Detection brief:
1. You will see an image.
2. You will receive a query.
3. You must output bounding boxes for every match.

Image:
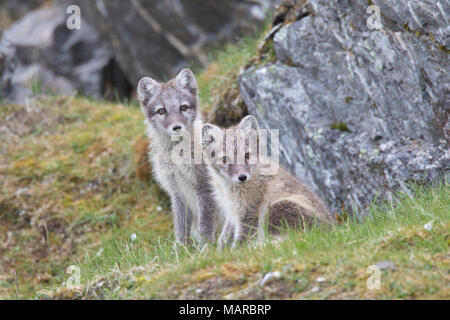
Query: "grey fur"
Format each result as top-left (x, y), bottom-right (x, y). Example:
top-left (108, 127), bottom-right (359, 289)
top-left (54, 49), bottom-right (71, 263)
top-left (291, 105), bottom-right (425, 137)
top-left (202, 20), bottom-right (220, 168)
top-left (137, 69), bottom-right (218, 245)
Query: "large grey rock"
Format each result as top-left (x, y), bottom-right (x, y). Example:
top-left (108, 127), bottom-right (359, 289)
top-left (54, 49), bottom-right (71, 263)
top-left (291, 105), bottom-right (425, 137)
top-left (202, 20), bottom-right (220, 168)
top-left (72, 0), bottom-right (278, 85)
top-left (1, 4), bottom-right (129, 104)
top-left (239, 0), bottom-right (449, 216)
top-left (0, 36), bottom-right (31, 104)
top-left (0, 0), bottom-right (44, 27)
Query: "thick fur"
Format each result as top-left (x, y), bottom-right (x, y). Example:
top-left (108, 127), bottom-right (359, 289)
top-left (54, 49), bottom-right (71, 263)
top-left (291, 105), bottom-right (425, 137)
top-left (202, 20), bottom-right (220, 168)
top-left (202, 116), bottom-right (333, 248)
top-left (137, 69), bottom-right (218, 245)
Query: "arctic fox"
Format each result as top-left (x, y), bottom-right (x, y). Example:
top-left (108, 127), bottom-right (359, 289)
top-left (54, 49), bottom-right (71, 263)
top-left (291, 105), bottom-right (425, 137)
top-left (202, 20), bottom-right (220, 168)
top-left (137, 69), bottom-right (218, 245)
top-left (201, 115), bottom-right (333, 247)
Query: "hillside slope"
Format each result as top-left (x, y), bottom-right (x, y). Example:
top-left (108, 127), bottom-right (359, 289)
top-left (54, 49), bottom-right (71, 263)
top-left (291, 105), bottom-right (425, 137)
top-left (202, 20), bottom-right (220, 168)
top-left (47, 181), bottom-right (450, 300)
top-left (0, 97), bottom-right (448, 300)
top-left (0, 97), bottom-right (171, 298)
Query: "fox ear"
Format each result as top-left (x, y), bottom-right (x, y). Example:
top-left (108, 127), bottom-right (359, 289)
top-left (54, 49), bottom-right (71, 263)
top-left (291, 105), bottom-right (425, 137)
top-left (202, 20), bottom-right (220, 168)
top-left (176, 69), bottom-right (197, 96)
top-left (202, 124), bottom-right (221, 148)
top-left (137, 77), bottom-right (160, 105)
top-left (238, 115), bottom-right (259, 134)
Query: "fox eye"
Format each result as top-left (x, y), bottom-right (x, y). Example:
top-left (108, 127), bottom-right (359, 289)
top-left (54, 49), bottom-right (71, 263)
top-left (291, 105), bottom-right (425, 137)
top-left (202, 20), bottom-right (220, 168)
top-left (180, 104), bottom-right (188, 112)
top-left (157, 108), bottom-right (166, 115)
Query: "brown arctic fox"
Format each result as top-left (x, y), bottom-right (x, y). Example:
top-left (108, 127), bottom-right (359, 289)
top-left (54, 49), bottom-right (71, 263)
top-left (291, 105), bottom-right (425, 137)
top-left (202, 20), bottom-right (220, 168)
top-left (201, 115), bottom-right (333, 247)
top-left (137, 69), bottom-right (218, 246)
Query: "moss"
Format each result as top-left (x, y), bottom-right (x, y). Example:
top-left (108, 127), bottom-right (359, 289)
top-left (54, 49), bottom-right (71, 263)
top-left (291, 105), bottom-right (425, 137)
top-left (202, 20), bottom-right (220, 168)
top-left (402, 23), bottom-right (449, 54)
top-left (46, 184), bottom-right (450, 300)
top-left (274, 0), bottom-right (308, 26)
top-left (0, 97), bottom-right (170, 298)
top-left (209, 86), bottom-right (248, 127)
top-left (257, 39), bottom-right (278, 67)
top-left (330, 122), bottom-right (352, 133)
top-left (349, 21), bottom-right (355, 30)
top-left (438, 45), bottom-right (450, 54)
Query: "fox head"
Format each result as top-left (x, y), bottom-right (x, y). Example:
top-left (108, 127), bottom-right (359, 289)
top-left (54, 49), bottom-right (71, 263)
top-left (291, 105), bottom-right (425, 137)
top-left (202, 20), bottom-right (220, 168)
top-left (202, 115), bottom-right (260, 184)
top-left (137, 69), bottom-right (199, 136)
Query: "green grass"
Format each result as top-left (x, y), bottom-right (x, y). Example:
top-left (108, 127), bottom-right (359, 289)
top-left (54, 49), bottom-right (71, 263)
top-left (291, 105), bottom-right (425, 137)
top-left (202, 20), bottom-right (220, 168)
top-left (42, 183), bottom-right (448, 299)
top-left (196, 16), bottom-right (274, 116)
top-left (0, 97), bottom-right (171, 299)
top-left (1, 18), bottom-right (448, 299)
top-left (1, 96), bottom-right (448, 300)
top-left (0, 20), bottom-right (276, 299)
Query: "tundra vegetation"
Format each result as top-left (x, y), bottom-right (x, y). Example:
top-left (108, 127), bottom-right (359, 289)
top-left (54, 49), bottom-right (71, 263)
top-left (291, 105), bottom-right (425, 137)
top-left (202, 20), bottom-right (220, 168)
top-left (0, 17), bottom-right (448, 300)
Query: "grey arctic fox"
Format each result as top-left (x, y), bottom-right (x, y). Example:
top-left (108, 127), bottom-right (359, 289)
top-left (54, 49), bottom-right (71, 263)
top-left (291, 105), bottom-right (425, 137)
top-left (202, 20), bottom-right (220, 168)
top-left (137, 69), bottom-right (218, 245)
top-left (202, 115), bottom-right (333, 248)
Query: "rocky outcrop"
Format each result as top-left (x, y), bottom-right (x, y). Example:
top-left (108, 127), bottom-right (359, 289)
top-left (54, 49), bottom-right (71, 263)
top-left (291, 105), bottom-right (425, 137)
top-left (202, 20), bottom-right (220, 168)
top-left (0, 36), bottom-right (21, 103)
top-left (0, 0), bottom-right (44, 27)
top-left (72, 0), bottom-right (277, 85)
top-left (239, 0), bottom-right (449, 216)
top-left (1, 4), bottom-right (131, 104)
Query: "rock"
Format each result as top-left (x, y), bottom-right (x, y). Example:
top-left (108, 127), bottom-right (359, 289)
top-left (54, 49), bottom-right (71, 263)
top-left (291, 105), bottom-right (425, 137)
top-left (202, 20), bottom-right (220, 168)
top-left (259, 271), bottom-right (282, 286)
top-left (424, 221), bottom-right (433, 231)
top-left (376, 260), bottom-right (396, 271)
top-left (72, 0), bottom-right (279, 86)
top-left (239, 0), bottom-right (450, 217)
top-left (0, 0), bottom-right (44, 27)
top-left (0, 36), bottom-right (30, 103)
top-left (316, 276), bottom-right (326, 283)
top-left (311, 286), bottom-right (320, 293)
top-left (1, 4), bottom-right (131, 104)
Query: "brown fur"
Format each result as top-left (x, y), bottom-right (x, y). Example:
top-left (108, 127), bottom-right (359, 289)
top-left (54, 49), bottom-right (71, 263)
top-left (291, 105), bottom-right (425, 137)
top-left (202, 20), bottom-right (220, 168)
top-left (133, 135), bottom-right (152, 183)
top-left (202, 116), bottom-right (333, 247)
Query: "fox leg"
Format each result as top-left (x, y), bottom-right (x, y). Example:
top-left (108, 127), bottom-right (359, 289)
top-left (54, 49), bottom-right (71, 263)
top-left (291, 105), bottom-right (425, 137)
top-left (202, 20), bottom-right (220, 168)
top-left (197, 192), bottom-right (216, 244)
top-left (218, 219), bottom-right (234, 249)
top-left (171, 194), bottom-right (190, 245)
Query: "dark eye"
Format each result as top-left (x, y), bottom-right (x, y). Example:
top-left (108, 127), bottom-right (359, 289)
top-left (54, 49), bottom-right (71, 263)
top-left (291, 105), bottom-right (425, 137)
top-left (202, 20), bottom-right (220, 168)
top-left (180, 104), bottom-right (188, 112)
top-left (210, 150), bottom-right (215, 158)
top-left (245, 152), bottom-right (250, 160)
top-left (157, 108), bottom-right (166, 115)
top-left (222, 156), bottom-right (227, 164)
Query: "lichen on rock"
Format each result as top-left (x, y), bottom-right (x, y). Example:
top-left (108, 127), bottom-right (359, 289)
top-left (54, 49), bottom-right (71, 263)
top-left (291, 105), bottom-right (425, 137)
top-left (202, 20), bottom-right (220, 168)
top-left (239, 0), bottom-right (450, 217)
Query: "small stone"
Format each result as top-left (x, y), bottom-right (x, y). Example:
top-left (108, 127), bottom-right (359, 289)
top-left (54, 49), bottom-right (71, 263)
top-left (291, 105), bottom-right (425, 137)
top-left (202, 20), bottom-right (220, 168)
top-left (316, 276), bottom-right (326, 283)
top-left (259, 271), bottom-right (282, 287)
top-left (130, 233), bottom-right (137, 241)
top-left (156, 206), bottom-right (163, 212)
top-left (424, 221), bottom-right (433, 231)
top-left (311, 286), bottom-right (320, 293)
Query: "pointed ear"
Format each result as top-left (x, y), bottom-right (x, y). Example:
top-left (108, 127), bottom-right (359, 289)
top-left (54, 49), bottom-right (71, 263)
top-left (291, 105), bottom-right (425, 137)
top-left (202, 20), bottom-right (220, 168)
top-left (201, 123), bottom-right (221, 148)
top-left (137, 77), bottom-right (160, 105)
top-left (175, 69), bottom-right (197, 96)
top-left (238, 115), bottom-right (259, 134)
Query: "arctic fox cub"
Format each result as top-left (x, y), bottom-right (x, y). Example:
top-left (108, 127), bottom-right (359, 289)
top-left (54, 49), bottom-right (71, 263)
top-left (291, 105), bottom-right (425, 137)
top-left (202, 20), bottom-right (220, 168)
top-left (201, 115), bottom-right (333, 247)
top-left (137, 69), bottom-right (218, 245)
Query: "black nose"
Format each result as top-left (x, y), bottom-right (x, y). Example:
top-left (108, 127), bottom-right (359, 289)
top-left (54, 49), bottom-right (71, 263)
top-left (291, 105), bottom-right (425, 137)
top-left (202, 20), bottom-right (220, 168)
top-left (172, 125), bottom-right (181, 132)
top-left (238, 174), bottom-right (247, 182)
